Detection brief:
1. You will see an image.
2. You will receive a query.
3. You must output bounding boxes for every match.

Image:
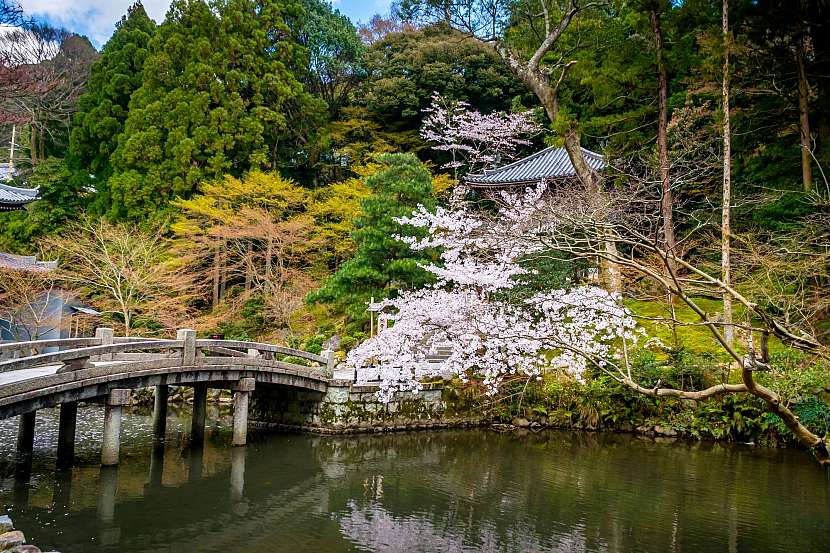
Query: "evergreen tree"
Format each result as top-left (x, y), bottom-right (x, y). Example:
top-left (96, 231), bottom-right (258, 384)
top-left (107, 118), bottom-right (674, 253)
top-left (68, 2), bottom-right (156, 207)
top-left (105, 0), bottom-right (318, 220)
top-left (300, 0), bottom-right (365, 117)
top-left (308, 153), bottom-right (436, 322)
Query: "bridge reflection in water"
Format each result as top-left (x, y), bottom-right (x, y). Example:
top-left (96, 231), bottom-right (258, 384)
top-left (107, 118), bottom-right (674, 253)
top-left (1, 410), bottom-right (829, 553)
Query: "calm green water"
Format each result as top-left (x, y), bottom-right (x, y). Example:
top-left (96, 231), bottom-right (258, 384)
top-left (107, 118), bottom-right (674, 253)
top-left (0, 405), bottom-right (828, 553)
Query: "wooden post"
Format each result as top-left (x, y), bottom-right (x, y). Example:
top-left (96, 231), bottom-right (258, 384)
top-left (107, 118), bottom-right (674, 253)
top-left (16, 411), bottom-right (36, 461)
top-left (15, 411), bottom-right (35, 481)
top-left (178, 328), bottom-right (196, 365)
top-left (148, 441), bottom-right (164, 489)
top-left (95, 327), bottom-right (114, 361)
top-left (230, 447), bottom-right (246, 502)
top-left (97, 465), bottom-right (118, 524)
top-left (321, 349), bottom-right (335, 378)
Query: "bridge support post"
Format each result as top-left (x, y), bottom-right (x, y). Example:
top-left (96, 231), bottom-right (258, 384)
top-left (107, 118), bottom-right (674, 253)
top-left (191, 383), bottom-right (208, 445)
top-left (56, 401), bottom-right (78, 470)
top-left (101, 389), bottom-right (130, 466)
top-left (322, 349), bottom-right (335, 378)
top-left (95, 327), bottom-right (114, 361)
top-left (232, 378), bottom-right (255, 446)
top-left (230, 446), bottom-right (246, 501)
top-left (177, 328), bottom-right (196, 365)
top-left (152, 384), bottom-right (169, 444)
top-left (16, 411), bottom-right (36, 462)
top-left (15, 411), bottom-right (36, 483)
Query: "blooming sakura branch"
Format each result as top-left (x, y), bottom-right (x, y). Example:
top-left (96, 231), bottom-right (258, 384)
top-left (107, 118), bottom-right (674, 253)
top-left (344, 183), bottom-right (645, 402)
top-left (420, 92), bottom-right (541, 174)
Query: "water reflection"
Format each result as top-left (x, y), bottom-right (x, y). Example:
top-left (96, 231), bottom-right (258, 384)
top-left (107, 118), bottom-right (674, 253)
top-left (0, 406), bottom-right (827, 553)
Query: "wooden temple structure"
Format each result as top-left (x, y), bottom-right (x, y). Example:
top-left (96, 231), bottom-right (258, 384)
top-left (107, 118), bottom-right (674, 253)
top-left (0, 181), bottom-right (39, 212)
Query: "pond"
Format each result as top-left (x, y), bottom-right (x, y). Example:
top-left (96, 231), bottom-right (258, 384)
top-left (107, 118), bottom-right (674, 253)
top-left (0, 405), bottom-right (828, 552)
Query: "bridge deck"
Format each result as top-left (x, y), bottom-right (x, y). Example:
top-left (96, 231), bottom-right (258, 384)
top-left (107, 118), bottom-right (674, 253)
top-left (0, 330), bottom-right (335, 420)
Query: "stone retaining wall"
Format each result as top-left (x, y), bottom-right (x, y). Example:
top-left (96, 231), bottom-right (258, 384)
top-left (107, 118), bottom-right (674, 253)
top-left (250, 380), bottom-right (485, 433)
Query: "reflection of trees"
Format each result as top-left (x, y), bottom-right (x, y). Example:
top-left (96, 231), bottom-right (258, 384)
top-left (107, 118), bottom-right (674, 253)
top-left (317, 430), bottom-right (830, 553)
top-left (1, 427), bottom-right (828, 552)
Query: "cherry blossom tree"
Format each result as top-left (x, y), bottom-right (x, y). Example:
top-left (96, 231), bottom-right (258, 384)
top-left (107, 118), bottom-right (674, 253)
top-left (344, 173), bottom-right (830, 465)
top-left (420, 92), bottom-right (541, 177)
top-left (344, 182), bottom-right (642, 402)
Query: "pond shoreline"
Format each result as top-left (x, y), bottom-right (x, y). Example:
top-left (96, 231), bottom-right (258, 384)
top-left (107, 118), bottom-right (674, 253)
top-left (252, 413), bottom-right (808, 457)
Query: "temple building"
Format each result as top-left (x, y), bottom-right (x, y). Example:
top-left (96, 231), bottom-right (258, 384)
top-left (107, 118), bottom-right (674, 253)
top-left (465, 146), bottom-right (606, 188)
top-left (0, 181), bottom-right (39, 211)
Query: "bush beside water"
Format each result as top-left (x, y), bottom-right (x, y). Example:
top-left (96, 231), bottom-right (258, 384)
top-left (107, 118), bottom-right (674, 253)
top-left (487, 349), bottom-right (830, 450)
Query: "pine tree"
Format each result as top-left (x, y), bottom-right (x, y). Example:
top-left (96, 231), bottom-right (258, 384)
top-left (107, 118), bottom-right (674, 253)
top-left (308, 153), bottom-right (436, 322)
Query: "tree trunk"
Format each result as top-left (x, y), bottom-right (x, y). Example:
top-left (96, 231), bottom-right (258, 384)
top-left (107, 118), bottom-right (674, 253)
top-left (265, 234), bottom-right (274, 293)
top-left (741, 363), bottom-right (829, 465)
top-left (29, 124), bottom-right (37, 166)
top-left (796, 28), bottom-right (814, 192)
top-left (564, 128), bottom-right (622, 294)
top-left (488, 20), bottom-right (621, 293)
top-left (245, 242), bottom-right (253, 293)
top-left (212, 242), bottom-right (221, 308)
top-left (722, 0), bottom-right (734, 346)
top-left (651, 9), bottom-right (677, 276)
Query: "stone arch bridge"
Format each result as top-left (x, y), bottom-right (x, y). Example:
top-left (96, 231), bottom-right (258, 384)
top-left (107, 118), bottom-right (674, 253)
top-left (0, 328), bottom-right (335, 469)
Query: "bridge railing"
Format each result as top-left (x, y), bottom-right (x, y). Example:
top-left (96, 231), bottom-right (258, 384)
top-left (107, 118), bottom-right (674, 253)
top-left (0, 328), bottom-right (335, 376)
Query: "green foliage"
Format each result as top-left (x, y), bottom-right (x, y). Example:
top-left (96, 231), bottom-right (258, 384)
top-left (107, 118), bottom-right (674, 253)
top-left (68, 2), bottom-right (156, 197)
top-left (360, 22), bottom-right (527, 152)
top-left (492, 346), bottom-right (830, 450)
top-left (300, 0), bottom-right (365, 116)
top-left (308, 153), bottom-right (436, 323)
top-left (104, 0), bottom-right (321, 220)
top-left (0, 158), bottom-right (84, 251)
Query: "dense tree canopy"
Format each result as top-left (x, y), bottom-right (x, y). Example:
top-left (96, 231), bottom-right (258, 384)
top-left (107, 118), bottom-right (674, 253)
top-left (68, 2), bottom-right (156, 201)
top-left (104, 0), bottom-right (319, 220)
top-left (361, 23), bottom-right (528, 149)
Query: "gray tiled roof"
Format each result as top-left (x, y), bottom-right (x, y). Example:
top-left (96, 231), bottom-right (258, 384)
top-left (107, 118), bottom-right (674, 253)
top-left (0, 182), bottom-right (39, 210)
top-left (0, 253), bottom-right (57, 271)
top-left (465, 146), bottom-right (606, 187)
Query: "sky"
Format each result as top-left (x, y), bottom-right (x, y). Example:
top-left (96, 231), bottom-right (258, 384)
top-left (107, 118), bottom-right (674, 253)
top-left (18, 0), bottom-right (391, 47)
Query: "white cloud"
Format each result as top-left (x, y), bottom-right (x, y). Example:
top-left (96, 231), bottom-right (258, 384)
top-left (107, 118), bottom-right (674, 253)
top-left (19, 0), bottom-right (172, 46)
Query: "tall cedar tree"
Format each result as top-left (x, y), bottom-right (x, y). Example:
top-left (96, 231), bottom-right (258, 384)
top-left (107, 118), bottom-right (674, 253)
top-left (308, 153), bottom-right (435, 322)
top-left (105, 0), bottom-right (318, 221)
top-left (68, 2), bottom-right (156, 205)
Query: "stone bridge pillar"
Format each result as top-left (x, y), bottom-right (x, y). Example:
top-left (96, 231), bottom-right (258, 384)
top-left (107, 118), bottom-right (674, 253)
top-left (232, 378), bottom-right (255, 446)
top-left (15, 411), bottom-right (36, 482)
top-left (191, 384), bottom-right (208, 445)
top-left (101, 389), bottom-right (130, 466)
top-left (56, 402), bottom-right (78, 470)
top-left (16, 411), bottom-right (36, 462)
top-left (152, 384), bottom-right (169, 444)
